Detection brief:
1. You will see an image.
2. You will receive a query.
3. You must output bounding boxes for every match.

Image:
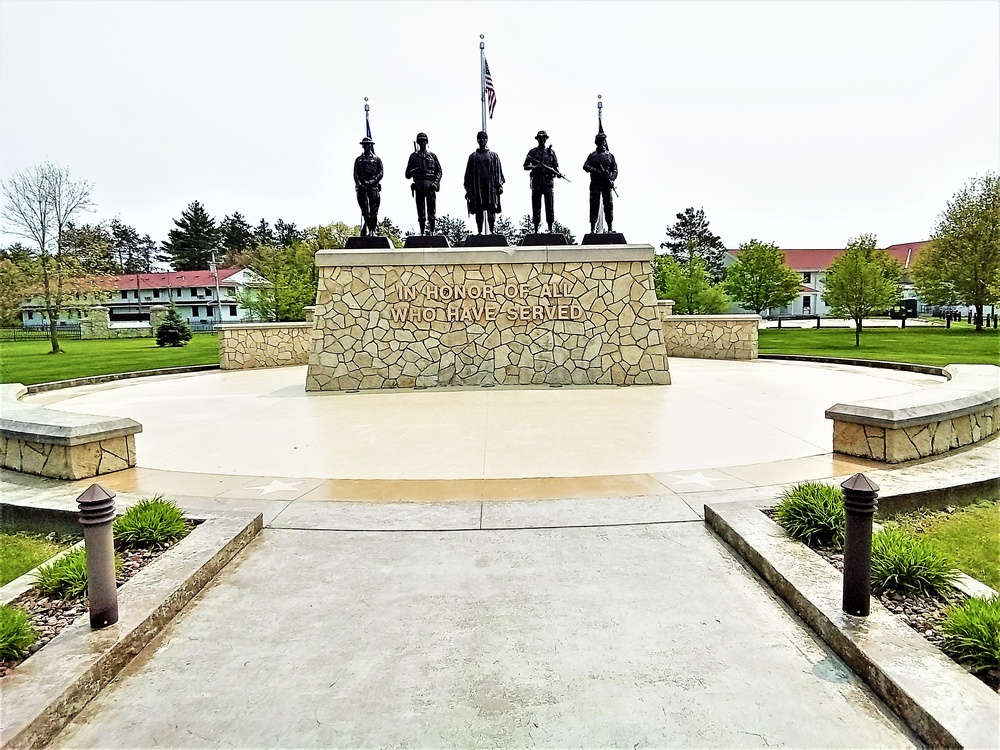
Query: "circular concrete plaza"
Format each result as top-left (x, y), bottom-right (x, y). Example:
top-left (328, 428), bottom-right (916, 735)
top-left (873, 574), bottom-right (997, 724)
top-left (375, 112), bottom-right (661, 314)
top-left (26, 358), bottom-right (941, 501)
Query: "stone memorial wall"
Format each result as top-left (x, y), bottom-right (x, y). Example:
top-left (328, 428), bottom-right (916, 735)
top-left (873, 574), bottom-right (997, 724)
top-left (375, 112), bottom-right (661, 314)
top-left (219, 322), bottom-right (313, 370)
top-left (306, 245), bottom-right (671, 391)
top-left (660, 314), bottom-right (760, 361)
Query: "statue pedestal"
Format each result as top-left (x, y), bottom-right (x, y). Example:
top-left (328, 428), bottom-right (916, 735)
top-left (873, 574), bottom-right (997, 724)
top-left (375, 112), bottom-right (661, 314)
top-left (307, 243), bottom-right (670, 391)
top-left (403, 235), bottom-right (451, 248)
top-left (465, 234), bottom-right (510, 248)
top-left (582, 232), bottom-right (628, 245)
top-left (520, 233), bottom-right (569, 247)
top-left (345, 236), bottom-right (392, 250)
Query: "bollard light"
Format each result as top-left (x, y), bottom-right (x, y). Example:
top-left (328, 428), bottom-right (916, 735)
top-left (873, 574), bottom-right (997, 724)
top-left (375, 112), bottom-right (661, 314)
top-left (841, 473), bottom-right (879, 617)
top-left (76, 483), bottom-right (119, 628)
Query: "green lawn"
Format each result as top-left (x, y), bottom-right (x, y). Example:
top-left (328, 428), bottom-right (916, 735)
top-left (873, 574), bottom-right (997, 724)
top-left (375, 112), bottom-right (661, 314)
top-left (759, 324), bottom-right (999, 366)
top-left (888, 501), bottom-right (1000, 590)
top-left (0, 532), bottom-right (69, 586)
top-left (0, 334), bottom-right (220, 385)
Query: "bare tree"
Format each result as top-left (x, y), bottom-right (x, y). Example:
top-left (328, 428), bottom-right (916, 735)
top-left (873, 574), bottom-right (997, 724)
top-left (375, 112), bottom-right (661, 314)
top-left (2, 162), bottom-right (94, 353)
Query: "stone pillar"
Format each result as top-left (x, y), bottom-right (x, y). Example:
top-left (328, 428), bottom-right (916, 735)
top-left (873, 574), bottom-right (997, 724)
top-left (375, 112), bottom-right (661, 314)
top-left (656, 299), bottom-right (675, 320)
top-left (302, 305), bottom-right (316, 323)
top-left (80, 306), bottom-right (110, 339)
top-left (149, 305), bottom-right (169, 334)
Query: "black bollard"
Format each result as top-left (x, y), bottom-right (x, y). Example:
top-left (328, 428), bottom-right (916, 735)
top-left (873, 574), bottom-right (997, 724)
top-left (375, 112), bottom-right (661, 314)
top-left (841, 473), bottom-right (879, 617)
top-left (77, 484), bottom-right (119, 628)
top-left (946, 315), bottom-right (951, 329)
top-left (900, 315), bottom-right (906, 328)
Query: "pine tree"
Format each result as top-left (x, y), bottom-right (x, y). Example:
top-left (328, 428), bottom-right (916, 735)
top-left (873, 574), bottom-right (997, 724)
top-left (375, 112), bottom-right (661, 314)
top-left (220, 212), bottom-right (254, 261)
top-left (155, 304), bottom-right (193, 347)
top-left (661, 207), bottom-right (727, 283)
top-left (160, 201), bottom-right (220, 270)
top-left (253, 218), bottom-right (275, 248)
top-left (274, 219), bottom-right (303, 248)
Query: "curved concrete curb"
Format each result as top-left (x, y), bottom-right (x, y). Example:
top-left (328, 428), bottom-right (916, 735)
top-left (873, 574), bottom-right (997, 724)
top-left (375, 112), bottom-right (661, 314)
top-left (705, 501), bottom-right (999, 749)
top-left (24, 364), bottom-right (221, 395)
top-left (759, 353), bottom-right (947, 377)
top-left (0, 507), bottom-right (263, 750)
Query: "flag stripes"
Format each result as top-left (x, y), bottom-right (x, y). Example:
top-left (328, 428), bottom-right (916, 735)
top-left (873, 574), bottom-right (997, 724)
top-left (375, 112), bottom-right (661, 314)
top-left (484, 58), bottom-right (497, 119)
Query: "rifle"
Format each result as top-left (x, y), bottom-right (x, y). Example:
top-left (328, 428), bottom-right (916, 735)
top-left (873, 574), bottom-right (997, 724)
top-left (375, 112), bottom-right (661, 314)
top-left (593, 165), bottom-right (618, 197)
top-left (526, 156), bottom-right (571, 182)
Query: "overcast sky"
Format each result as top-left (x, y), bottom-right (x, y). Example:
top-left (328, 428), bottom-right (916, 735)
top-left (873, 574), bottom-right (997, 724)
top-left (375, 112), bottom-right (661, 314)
top-left (1, 0), bottom-right (997, 255)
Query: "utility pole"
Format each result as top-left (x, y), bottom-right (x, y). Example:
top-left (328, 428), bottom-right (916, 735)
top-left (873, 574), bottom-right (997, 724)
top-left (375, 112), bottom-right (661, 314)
top-left (210, 252), bottom-right (224, 328)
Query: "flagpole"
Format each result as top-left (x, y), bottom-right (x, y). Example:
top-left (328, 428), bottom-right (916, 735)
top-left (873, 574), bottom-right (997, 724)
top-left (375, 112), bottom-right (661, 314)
top-left (480, 34), bottom-right (487, 133)
top-left (364, 97), bottom-right (372, 144)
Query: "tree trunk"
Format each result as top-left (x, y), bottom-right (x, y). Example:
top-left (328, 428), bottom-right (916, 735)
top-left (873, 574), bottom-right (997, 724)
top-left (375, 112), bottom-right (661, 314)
top-left (47, 311), bottom-right (61, 354)
top-left (854, 318), bottom-right (862, 347)
top-left (975, 304), bottom-right (984, 331)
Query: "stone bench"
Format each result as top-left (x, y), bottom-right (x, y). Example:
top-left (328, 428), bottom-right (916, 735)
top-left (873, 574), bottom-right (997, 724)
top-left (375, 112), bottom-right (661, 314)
top-left (0, 384), bottom-right (142, 479)
top-left (826, 364), bottom-right (1000, 463)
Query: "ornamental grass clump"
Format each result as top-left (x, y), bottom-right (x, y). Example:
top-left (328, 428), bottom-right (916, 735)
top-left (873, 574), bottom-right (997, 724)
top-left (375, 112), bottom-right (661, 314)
top-left (32, 549), bottom-right (122, 600)
top-left (941, 596), bottom-right (1000, 674)
top-left (0, 604), bottom-right (37, 660)
top-left (870, 526), bottom-right (959, 596)
top-left (774, 482), bottom-right (846, 548)
top-left (113, 496), bottom-right (188, 550)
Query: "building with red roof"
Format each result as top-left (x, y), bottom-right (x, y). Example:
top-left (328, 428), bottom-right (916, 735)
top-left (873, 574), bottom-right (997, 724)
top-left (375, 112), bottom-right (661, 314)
top-left (20, 268), bottom-right (268, 328)
top-left (725, 241), bottom-right (929, 317)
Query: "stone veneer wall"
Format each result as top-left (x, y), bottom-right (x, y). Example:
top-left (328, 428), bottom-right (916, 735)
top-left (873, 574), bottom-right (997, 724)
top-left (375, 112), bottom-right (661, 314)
top-left (660, 315), bottom-right (759, 360)
top-left (0, 434), bottom-right (136, 480)
top-left (218, 323), bottom-right (313, 370)
top-left (832, 406), bottom-right (999, 463)
top-left (306, 245), bottom-right (670, 391)
top-left (828, 364), bottom-right (1000, 463)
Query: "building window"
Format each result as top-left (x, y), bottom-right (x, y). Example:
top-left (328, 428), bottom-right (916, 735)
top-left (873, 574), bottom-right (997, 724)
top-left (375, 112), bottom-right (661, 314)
top-left (229, 305), bottom-right (237, 316)
top-left (153, 290), bottom-right (160, 298)
top-left (191, 306), bottom-right (199, 318)
top-left (802, 272), bottom-right (811, 284)
top-left (27, 311), bottom-right (34, 320)
top-left (120, 291), bottom-right (128, 300)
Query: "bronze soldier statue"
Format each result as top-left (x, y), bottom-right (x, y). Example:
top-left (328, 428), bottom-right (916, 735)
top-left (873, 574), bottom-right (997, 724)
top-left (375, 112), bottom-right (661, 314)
top-left (464, 131), bottom-right (505, 234)
top-left (405, 132), bottom-right (442, 235)
top-left (583, 132), bottom-right (618, 233)
top-left (353, 136), bottom-right (384, 237)
top-left (523, 130), bottom-right (560, 233)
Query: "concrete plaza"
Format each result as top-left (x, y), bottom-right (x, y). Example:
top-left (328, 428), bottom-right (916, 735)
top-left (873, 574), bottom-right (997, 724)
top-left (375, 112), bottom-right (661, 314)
top-left (7, 358), bottom-right (992, 747)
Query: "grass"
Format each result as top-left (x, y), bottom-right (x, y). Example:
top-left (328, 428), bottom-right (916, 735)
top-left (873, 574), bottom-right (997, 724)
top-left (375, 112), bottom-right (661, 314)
top-left (759, 324), bottom-right (999, 366)
top-left (886, 501), bottom-right (1000, 590)
top-left (32, 548), bottom-right (121, 600)
top-left (0, 334), bottom-right (219, 385)
top-left (870, 527), bottom-right (959, 596)
top-left (941, 596), bottom-right (1000, 674)
top-left (0, 532), bottom-right (69, 586)
top-left (0, 604), bottom-right (37, 660)
top-left (114, 496), bottom-right (189, 549)
top-left (774, 482), bottom-right (846, 548)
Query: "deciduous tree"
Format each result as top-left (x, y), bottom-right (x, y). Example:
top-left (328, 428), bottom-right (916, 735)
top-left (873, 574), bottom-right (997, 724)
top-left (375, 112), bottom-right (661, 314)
top-left (913, 173), bottom-right (1000, 331)
top-left (652, 254), bottom-right (728, 314)
top-left (434, 215), bottom-right (469, 247)
top-left (822, 235), bottom-right (902, 346)
top-left (724, 239), bottom-right (801, 315)
top-left (661, 207), bottom-right (727, 282)
top-left (2, 162), bottom-right (95, 352)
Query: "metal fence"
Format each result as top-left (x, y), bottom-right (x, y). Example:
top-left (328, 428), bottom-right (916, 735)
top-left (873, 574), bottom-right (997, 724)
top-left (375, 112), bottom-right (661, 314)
top-left (0, 325), bottom-right (82, 342)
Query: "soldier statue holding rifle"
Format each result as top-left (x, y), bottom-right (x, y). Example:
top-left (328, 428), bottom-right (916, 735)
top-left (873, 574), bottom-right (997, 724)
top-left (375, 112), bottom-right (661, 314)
top-left (583, 131), bottom-right (618, 234)
top-left (522, 130), bottom-right (567, 234)
top-left (353, 136), bottom-right (384, 237)
top-left (405, 132), bottom-right (443, 235)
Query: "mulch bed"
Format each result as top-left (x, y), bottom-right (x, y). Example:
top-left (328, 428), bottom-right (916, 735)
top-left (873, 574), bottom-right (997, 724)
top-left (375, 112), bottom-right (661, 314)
top-left (0, 528), bottom-right (195, 679)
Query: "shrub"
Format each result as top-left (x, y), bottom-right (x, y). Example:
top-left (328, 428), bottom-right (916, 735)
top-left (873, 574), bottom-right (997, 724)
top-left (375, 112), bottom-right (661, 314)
top-left (941, 596), bottom-right (1000, 674)
top-left (774, 482), bottom-right (845, 548)
top-left (32, 548), bottom-right (121, 600)
top-left (155, 305), bottom-right (192, 347)
top-left (0, 604), bottom-right (37, 660)
top-left (870, 527), bottom-right (958, 596)
top-left (114, 496), bottom-right (188, 549)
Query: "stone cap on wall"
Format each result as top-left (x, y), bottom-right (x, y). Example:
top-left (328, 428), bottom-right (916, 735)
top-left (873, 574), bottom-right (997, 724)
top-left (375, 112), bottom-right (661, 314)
top-left (314, 244), bottom-right (655, 267)
top-left (217, 322), bottom-right (313, 330)
top-left (663, 315), bottom-right (762, 322)
top-left (825, 364), bottom-right (1000, 428)
top-left (1, 383), bottom-right (142, 446)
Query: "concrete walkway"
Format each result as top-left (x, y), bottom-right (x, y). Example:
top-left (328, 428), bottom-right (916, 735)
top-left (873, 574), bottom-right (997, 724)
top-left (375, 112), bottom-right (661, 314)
top-left (52, 520), bottom-right (916, 748)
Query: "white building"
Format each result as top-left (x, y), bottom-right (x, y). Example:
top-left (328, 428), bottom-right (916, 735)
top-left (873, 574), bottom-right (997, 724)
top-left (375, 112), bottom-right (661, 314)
top-left (725, 241), bottom-right (928, 317)
top-left (20, 268), bottom-right (268, 328)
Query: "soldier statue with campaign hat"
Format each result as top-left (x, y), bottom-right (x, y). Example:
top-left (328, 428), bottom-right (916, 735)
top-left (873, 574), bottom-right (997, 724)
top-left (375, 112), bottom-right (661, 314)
top-left (353, 135), bottom-right (384, 237)
top-left (523, 130), bottom-right (566, 234)
top-left (405, 132), bottom-right (443, 236)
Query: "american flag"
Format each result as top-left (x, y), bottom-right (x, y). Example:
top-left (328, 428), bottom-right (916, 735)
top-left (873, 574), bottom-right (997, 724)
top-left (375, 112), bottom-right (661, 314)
top-left (484, 57), bottom-right (497, 119)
